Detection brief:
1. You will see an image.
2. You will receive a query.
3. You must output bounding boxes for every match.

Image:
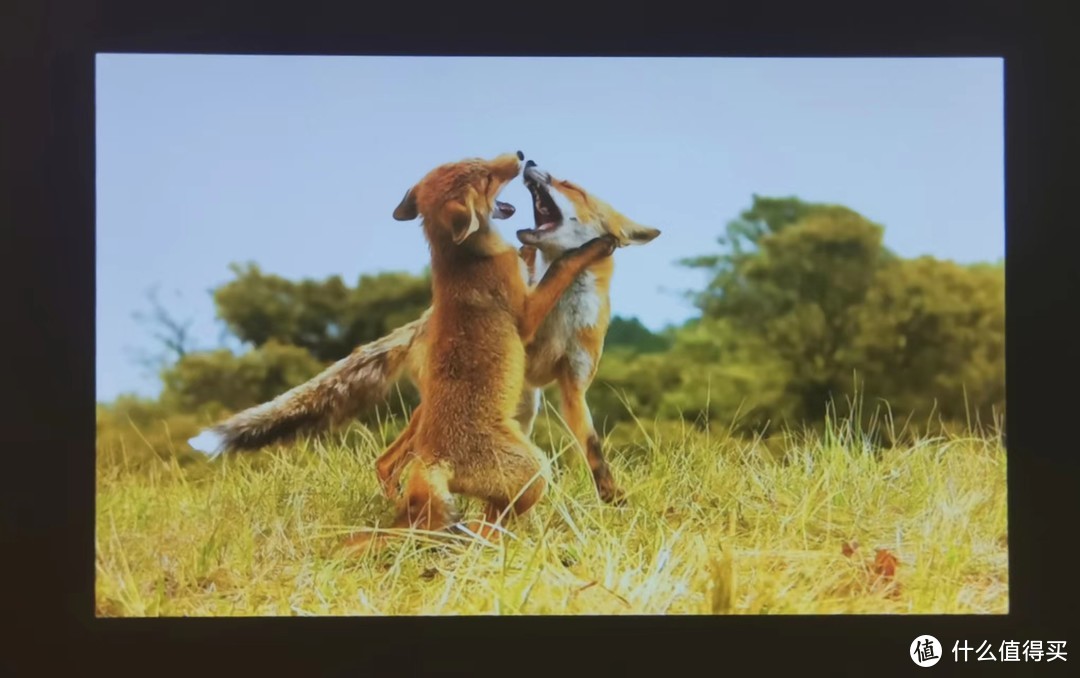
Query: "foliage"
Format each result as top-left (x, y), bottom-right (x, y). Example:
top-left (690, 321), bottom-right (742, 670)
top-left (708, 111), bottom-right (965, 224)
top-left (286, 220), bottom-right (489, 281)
top-left (587, 318), bottom-right (792, 435)
top-left (673, 195), bottom-right (1004, 434)
top-left (604, 316), bottom-right (672, 354)
top-left (103, 193), bottom-right (1006, 458)
top-left (160, 340), bottom-right (326, 414)
top-left (213, 263), bottom-right (431, 362)
top-left (850, 256), bottom-right (1005, 428)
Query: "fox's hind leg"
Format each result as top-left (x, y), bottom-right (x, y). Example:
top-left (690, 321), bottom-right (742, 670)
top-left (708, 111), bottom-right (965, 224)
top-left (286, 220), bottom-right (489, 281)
top-left (343, 457), bottom-right (458, 555)
top-left (374, 404), bottom-right (422, 499)
top-left (451, 428), bottom-right (550, 542)
top-left (557, 374), bottom-right (625, 505)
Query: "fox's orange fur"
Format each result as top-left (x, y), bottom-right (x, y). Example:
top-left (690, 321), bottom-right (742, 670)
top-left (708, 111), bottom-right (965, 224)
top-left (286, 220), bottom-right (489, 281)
top-left (374, 160), bottom-right (660, 505)
top-left (189, 158), bottom-right (660, 511)
top-left (342, 152), bottom-right (616, 550)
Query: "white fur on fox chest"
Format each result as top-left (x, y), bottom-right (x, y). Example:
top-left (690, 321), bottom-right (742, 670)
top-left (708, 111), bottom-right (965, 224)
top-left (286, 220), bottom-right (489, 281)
top-left (525, 265), bottom-right (602, 388)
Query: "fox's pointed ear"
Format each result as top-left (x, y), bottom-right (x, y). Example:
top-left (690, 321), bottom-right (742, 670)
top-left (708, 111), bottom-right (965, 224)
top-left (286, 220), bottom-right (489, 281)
top-left (393, 187), bottom-right (419, 221)
top-left (620, 220), bottom-right (662, 246)
top-left (447, 191), bottom-right (481, 244)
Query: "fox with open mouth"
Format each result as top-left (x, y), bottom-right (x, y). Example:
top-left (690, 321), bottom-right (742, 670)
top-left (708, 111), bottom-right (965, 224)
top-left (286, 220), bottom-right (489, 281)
top-left (189, 157), bottom-right (661, 507)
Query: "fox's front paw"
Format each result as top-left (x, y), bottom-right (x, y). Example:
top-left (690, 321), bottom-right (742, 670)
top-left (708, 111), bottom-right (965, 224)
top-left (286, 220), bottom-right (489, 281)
top-left (584, 234), bottom-right (618, 259)
top-left (377, 474), bottom-right (402, 501)
top-left (594, 466), bottom-right (626, 506)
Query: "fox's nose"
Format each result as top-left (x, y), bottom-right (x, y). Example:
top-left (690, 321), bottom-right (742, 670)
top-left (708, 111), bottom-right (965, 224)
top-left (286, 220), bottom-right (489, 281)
top-left (524, 159), bottom-right (537, 168)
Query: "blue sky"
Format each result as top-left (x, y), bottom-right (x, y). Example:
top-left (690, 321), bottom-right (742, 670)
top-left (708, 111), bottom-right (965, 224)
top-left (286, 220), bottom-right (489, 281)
top-left (96, 55), bottom-right (1003, 402)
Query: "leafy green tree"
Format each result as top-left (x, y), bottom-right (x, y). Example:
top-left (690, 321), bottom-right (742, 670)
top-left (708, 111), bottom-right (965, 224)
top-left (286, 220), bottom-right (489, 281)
top-left (587, 317), bottom-right (792, 434)
top-left (650, 318), bottom-right (793, 430)
top-left (850, 256), bottom-right (1005, 428)
top-left (682, 196), bottom-right (846, 318)
top-left (683, 196), bottom-right (890, 423)
top-left (213, 263), bottom-right (431, 362)
top-left (147, 263), bottom-right (433, 418)
top-left (159, 340), bottom-right (325, 414)
top-left (604, 316), bottom-right (671, 354)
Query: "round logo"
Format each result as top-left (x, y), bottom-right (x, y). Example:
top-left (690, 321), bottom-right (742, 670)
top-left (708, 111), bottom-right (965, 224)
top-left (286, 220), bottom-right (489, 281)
top-left (911, 635), bottom-right (943, 667)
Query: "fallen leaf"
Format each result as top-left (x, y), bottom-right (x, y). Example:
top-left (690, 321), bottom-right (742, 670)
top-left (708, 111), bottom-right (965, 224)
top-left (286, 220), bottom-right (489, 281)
top-left (869, 548), bottom-right (902, 600)
top-left (841, 540), bottom-right (860, 557)
top-left (872, 548), bottom-right (899, 579)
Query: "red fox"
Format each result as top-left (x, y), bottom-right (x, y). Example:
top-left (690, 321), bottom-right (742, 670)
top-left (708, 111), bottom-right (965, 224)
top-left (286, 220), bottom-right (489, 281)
top-left (340, 151), bottom-right (616, 548)
top-left (188, 158), bottom-right (661, 506)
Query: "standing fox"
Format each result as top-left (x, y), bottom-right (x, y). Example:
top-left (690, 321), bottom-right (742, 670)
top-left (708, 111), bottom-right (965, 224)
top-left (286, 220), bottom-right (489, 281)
top-left (189, 158), bottom-right (661, 505)
top-left (344, 151), bottom-right (616, 546)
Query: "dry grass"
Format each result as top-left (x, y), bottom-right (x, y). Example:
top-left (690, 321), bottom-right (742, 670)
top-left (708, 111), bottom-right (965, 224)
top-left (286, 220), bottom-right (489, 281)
top-left (95, 409), bottom-right (1008, 616)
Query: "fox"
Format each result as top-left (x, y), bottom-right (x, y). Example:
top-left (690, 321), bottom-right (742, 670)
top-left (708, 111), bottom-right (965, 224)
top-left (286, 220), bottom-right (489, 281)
top-left (188, 159), bottom-right (661, 506)
top-left (372, 159), bottom-right (661, 505)
top-left (339, 151), bottom-right (617, 548)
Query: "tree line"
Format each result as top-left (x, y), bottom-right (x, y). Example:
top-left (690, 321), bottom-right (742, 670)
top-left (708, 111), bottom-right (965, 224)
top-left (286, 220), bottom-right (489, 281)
top-left (98, 195), bottom-right (1004, 469)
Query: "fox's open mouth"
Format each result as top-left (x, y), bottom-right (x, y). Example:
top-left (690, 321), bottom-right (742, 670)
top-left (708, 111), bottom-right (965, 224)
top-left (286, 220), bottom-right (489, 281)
top-left (518, 162), bottom-right (562, 245)
top-left (492, 200), bottom-right (515, 220)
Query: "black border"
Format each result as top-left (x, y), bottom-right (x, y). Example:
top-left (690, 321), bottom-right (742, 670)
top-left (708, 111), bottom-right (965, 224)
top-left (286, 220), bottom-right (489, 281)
top-left (6, 0), bottom-right (1076, 674)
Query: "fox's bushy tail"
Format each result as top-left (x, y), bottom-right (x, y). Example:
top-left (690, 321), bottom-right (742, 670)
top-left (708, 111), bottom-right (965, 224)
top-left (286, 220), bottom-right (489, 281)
top-left (188, 310), bottom-right (429, 458)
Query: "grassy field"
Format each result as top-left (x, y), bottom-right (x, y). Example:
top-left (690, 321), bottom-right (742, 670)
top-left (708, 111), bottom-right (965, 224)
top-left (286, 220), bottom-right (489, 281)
top-left (95, 409), bottom-right (1008, 616)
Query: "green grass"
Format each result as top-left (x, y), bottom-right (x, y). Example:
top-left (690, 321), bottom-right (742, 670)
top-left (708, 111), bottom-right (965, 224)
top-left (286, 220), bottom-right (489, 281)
top-left (95, 410), bottom-right (1008, 616)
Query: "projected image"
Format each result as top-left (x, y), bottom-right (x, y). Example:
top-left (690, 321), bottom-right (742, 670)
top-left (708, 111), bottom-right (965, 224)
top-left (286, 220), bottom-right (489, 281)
top-left (95, 55), bottom-right (1005, 616)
